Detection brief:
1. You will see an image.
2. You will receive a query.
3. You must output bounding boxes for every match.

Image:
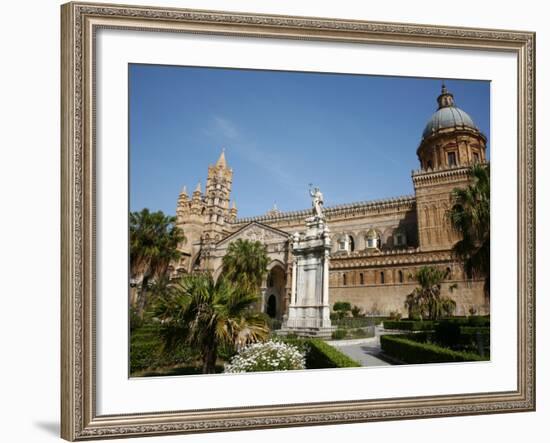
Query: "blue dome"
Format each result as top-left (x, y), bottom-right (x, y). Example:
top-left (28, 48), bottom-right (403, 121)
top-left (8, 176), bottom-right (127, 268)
top-left (422, 85), bottom-right (478, 139)
top-left (422, 106), bottom-right (477, 139)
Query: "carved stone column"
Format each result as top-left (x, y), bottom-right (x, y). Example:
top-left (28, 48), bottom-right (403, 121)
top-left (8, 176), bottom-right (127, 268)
top-left (281, 216), bottom-right (334, 338)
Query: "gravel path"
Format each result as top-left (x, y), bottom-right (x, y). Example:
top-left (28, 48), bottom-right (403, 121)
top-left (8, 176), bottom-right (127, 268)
top-left (327, 326), bottom-right (399, 367)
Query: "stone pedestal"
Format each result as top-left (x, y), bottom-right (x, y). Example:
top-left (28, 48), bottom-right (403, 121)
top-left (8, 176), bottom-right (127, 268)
top-left (281, 216), bottom-right (334, 338)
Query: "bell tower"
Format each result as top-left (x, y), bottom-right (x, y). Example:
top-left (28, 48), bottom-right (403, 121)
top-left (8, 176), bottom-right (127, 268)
top-left (413, 84), bottom-right (488, 251)
top-left (203, 149), bottom-right (234, 243)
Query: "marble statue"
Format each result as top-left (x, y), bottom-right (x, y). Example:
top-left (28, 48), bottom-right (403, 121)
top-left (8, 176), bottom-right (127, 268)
top-left (309, 184), bottom-right (324, 218)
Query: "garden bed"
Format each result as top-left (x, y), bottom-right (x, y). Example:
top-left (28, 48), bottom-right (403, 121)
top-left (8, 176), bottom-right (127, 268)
top-left (380, 334), bottom-right (488, 364)
top-left (282, 338), bottom-right (361, 368)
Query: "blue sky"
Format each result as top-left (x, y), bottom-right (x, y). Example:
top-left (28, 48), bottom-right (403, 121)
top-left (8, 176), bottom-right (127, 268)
top-left (129, 64), bottom-right (490, 218)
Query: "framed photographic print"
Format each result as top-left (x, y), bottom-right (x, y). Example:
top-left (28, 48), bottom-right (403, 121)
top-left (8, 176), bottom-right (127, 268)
top-left (61, 1), bottom-right (536, 440)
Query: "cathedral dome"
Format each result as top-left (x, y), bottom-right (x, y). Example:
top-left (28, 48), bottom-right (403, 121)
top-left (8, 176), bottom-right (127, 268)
top-left (422, 84), bottom-right (478, 139)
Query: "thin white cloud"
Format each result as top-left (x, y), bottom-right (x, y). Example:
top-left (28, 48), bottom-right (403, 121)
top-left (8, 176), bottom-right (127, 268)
top-left (212, 116), bottom-right (239, 140)
top-left (204, 115), bottom-right (305, 203)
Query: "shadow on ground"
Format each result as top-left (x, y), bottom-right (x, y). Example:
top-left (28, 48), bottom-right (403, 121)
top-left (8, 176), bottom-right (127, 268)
top-left (34, 421), bottom-right (59, 437)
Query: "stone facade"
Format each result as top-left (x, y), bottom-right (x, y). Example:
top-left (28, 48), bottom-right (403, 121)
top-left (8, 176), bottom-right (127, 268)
top-left (171, 86), bottom-right (489, 319)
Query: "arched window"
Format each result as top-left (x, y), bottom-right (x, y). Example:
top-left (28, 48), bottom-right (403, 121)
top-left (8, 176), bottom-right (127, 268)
top-left (446, 267), bottom-right (452, 279)
top-left (337, 234), bottom-right (354, 252)
top-left (398, 270), bottom-right (404, 283)
top-left (366, 229), bottom-right (380, 249)
top-left (447, 151), bottom-right (457, 167)
top-left (393, 229), bottom-right (407, 247)
top-left (343, 274), bottom-right (347, 286)
top-left (338, 236), bottom-right (347, 251)
top-left (380, 271), bottom-right (385, 284)
top-left (359, 273), bottom-right (364, 285)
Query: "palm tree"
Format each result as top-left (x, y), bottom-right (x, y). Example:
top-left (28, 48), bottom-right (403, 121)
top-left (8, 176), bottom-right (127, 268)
top-left (154, 272), bottom-right (269, 374)
top-left (222, 239), bottom-right (269, 293)
top-left (405, 266), bottom-right (456, 320)
top-left (130, 208), bottom-right (185, 315)
top-left (448, 163), bottom-right (490, 297)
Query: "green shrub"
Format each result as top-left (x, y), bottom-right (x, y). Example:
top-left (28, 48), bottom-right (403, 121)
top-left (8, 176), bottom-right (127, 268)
top-left (383, 320), bottom-right (435, 331)
top-left (460, 326), bottom-right (490, 335)
top-left (438, 316), bottom-right (490, 327)
top-left (280, 338), bottom-right (360, 368)
top-left (351, 305), bottom-right (362, 318)
top-left (389, 310), bottom-right (402, 321)
top-left (349, 328), bottom-right (373, 338)
top-left (333, 301), bottom-right (352, 312)
top-left (265, 316), bottom-right (282, 331)
top-left (434, 321), bottom-right (462, 347)
top-left (467, 316), bottom-right (490, 327)
top-left (333, 301), bottom-right (352, 319)
top-left (130, 307), bottom-right (143, 332)
top-left (331, 329), bottom-right (348, 340)
top-left (333, 317), bottom-right (373, 328)
top-left (306, 339), bottom-right (361, 368)
top-left (130, 322), bottom-right (195, 374)
top-left (380, 334), bottom-right (487, 364)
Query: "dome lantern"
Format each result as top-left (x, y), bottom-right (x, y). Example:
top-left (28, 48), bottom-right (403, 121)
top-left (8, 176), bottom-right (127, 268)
top-left (417, 84), bottom-right (487, 171)
top-left (437, 82), bottom-right (455, 109)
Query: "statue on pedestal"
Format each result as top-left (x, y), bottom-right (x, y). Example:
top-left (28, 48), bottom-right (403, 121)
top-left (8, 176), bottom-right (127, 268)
top-left (309, 184), bottom-right (324, 219)
top-left (281, 185), bottom-right (333, 338)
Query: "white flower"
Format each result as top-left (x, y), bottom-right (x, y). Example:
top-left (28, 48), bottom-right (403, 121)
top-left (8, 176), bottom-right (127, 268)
top-left (224, 340), bottom-right (306, 373)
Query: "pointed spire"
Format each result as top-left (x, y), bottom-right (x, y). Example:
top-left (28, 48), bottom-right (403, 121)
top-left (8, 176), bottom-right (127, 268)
top-left (180, 185), bottom-right (188, 196)
top-left (194, 182), bottom-right (201, 194)
top-left (216, 148), bottom-right (227, 168)
top-left (231, 200), bottom-right (237, 210)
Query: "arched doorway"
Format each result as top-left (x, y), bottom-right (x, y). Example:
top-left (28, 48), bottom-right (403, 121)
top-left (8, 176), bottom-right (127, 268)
top-left (264, 264), bottom-right (286, 320)
top-left (266, 294), bottom-right (277, 318)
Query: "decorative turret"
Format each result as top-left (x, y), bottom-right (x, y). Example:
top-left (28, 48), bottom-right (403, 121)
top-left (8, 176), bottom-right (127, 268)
top-left (204, 149), bottom-right (234, 237)
top-left (229, 200), bottom-right (238, 222)
top-left (176, 185), bottom-right (190, 219)
top-left (193, 182), bottom-right (201, 196)
top-left (178, 185), bottom-right (188, 202)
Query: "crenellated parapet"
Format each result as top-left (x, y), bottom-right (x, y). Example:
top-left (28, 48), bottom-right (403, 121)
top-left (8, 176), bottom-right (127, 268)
top-left (330, 248), bottom-right (456, 270)
top-left (233, 195), bottom-right (416, 225)
top-left (411, 164), bottom-right (474, 188)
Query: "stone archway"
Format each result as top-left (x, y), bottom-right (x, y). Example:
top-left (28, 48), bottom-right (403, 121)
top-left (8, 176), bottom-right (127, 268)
top-left (264, 264), bottom-right (286, 321)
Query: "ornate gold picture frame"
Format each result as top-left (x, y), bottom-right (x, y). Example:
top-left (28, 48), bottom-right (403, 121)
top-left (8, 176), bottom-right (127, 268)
top-left (61, 2), bottom-right (535, 440)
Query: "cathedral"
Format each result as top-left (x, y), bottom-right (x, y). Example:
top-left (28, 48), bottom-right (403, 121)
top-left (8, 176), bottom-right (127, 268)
top-left (171, 85), bottom-right (489, 319)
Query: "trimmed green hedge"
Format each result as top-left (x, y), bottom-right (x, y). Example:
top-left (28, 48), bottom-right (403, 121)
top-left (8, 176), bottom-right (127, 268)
top-left (441, 316), bottom-right (490, 327)
top-left (383, 316), bottom-right (490, 332)
top-left (333, 317), bottom-right (373, 328)
top-left (282, 338), bottom-right (360, 368)
top-left (307, 339), bottom-right (361, 368)
top-left (460, 326), bottom-right (491, 335)
top-left (383, 320), bottom-right (436, 331)
top-left (380, 334), bottom-right (487, 364)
